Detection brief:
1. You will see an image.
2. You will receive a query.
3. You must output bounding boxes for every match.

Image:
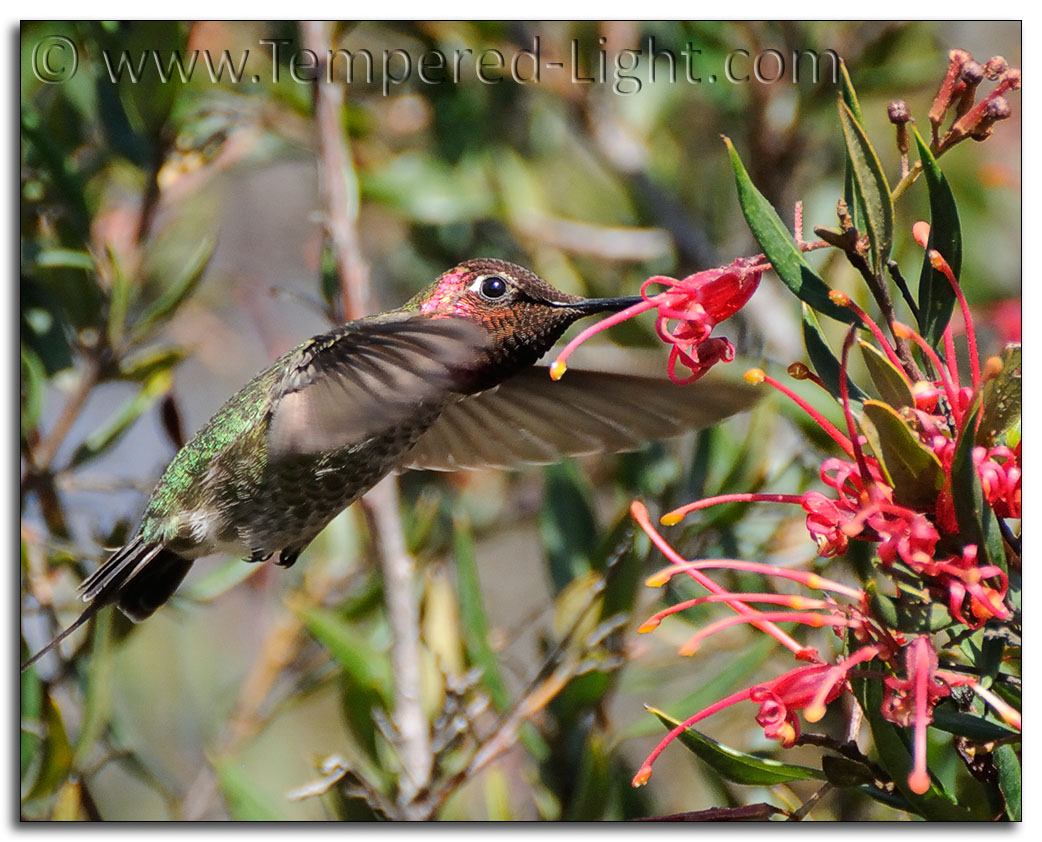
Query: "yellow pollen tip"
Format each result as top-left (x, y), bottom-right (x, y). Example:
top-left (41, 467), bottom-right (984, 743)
top-left (678, 641), bottom-right (699, 656)
top-left (637, 620), bottom-right (660, 634)
top-left (645, 572), bottom-right (671, 588)
top-left (549, 360), bottom-right (567, 381)
top-left (928, 250), bottom-right (945, 269)
top-left (659, 512), bottom-right (685, 526)
top-left (828, 290), bottom-right (850, 306)
top-left (744, 368), bottom-right (766, 384)
top-left (891, 321), bottom-right (912, 339)
top-left (983, 356), bottom-right (1004, 380)
top-left (632, 766), bottom-right (652, 787)
top-left (804, 703), bottom-right (826, 723)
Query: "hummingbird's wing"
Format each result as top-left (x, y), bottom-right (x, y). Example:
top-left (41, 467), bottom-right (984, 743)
top-left (402, 365), bottom-right (759, 471)
top-left (268, 315), bottom-right (489, 457)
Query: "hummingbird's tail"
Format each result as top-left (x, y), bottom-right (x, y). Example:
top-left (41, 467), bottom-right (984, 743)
top-left (21, 538), bottom-right (192, 672)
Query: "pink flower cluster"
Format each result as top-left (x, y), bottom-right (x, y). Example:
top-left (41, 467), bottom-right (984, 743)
top-left (621, 226), bottom-right (1019, 796)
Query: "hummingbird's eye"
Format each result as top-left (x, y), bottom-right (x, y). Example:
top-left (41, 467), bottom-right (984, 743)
top-left (476, 275), bottom-right (509, 301)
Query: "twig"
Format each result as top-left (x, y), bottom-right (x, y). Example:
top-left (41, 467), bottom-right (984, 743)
top-left (299, 20), bottom-right (369, 321)
top-left (25, 353), bottom-right (102, 479)
top-left (360, 478), bottom-right (431, 812)
top-left (299, 20), bottom-right (432, 818)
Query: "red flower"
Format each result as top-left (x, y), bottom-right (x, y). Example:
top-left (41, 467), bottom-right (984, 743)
top-left (644, 256), bottom-right (765, 384)
top-left (751, 665), bottom-right (845, 747)
top-left (550, 254), bottom-right (765, 385)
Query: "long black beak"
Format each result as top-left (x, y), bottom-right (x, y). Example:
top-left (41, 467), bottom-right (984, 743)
top-left (550, 295), bottom-right (644, 315)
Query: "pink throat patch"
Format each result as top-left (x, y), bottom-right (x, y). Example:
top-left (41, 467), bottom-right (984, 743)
top-left (420, 270), bottom-right (467, 315)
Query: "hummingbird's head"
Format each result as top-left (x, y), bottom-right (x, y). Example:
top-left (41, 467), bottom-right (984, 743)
top-left (409, 258), bottom-right (641, 388)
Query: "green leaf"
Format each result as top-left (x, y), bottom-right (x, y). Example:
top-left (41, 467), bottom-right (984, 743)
top-left (20, 344), bottom-right (46, 433)
top-left (838, 59), bottom-right (865, 124)
top-left (930, 704), bottom-right (1020, 743)
top-left (647, 706), bottom-right (826, 785)
top-left (540, 461), bottom-right (597, 593)
top-left (802, 305), bottom-right (867, 402)
top-left (119, 346), bottom-right (187, 382)
top-left (822, 754), bottom-right (875, 788)
top-left (20, 649), bottom-right (44, 779)
top-left (296, 604), bottom-right (391, 764)
top-left (951, 402), bottom-right (1005, 571)
top-left (296, 606), bottom-right (391, 705)
top-left (215, 759), bottom-right (287, 820)
top-left (838, 101), bottom-right (894, 273)
top-left (859, 341), bottom-right (915, 409)
top-left (105, 247), bottom-right (133, 348)
top-left (68, 369), bottom-right (173, 468)
top-left (839, 61), bottom-right (866, 232)
top-left (978, 343), bottom-right (1021, 446)
top-left (860, 400), bottom-right (945, 508)
top-left (453, 513), bottom-right (509, 711)
top-left (724, 136), bottom-right (857, 325)
top-left (180, 558), bottom-right (263, 604)
top-left (913, 128), bottom-right (963, 346)
top-left (994, 743), bottom-right (1021, 821)
top-left (24, 697), bottom-right (74, 801)
top-left (35, 248), bottom-right (97, 271)
top-left (132, 237), bottom-right (215, 339)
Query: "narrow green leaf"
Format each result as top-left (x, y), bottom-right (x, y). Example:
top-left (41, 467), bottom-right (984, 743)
top-left (20, 649), bottom-right (43, 779)
top-left (859, 341), bottom-right (915, 409)
top-left (215, 760), bottom-right (287, 821)
top-left (297, 605), bottom-right (391, 765)
top-left (822, 754), bottom-right (875, 788)
top-left (803, 304), bottom-right (867, 402)
top-left (35, 249), bottom-right (96, 271)
top-left (951, 403), bottom-right (1005, 571)
top-left (180, 558), bottom-right (263, 604)
top-left (838, 102), bottom-right (894, 273)
top-left (978, 343), bottom-right (1021, 446)
top-left (838, 59), bottom-right (865, 124)
top-left (25, 698), bottom-right (74, 801)
top-left (20, 344), bottom-right (46, 432)
top-left (132, 237), bottom-right (215, 339)
top-left (73, 608), bottom-right (114, 767)
top-left (994, 743), bottom-right (1021, 821)
top-left (453, 513), bottom-right (510, 711)
top-left (563, 733), bottom-right (611, 821)
top-left (540, 461), bottom-right (597, 593)
top-left (105, 248), bottom-right (133, 348)
top-left (930, 704), bottom-right (1020, 743)
top-left (913, 128), bottom-right (963, 346)
top-left (724, 136), bottom-right (857, 325)
top-left (69, 369), bottom-right (173, 468)
top-left (119, 346), bottom-right (187, 382)
top-left (647, 706), bottom-right (826, 785)
top-left (860, 400), bottom-right (945, 508)
top-left (296, 606), bottom-right (391, 704)
top-left (839, 61), bottom-right (866, 231)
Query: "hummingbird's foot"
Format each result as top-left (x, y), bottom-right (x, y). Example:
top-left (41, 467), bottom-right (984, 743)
top-left (276, 547), bottom-right (301, 569)
top-left (248, 549), bottom-right (273, 564)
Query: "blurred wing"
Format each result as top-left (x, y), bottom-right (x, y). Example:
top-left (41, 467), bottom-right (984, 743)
top-left (403, 364), bottom-right (758, 472)
top-left (268, 315), bottom-right (488, 457)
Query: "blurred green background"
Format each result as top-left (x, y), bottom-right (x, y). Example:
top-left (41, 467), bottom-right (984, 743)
top-left (20, 21), bottom-right (1020, 820)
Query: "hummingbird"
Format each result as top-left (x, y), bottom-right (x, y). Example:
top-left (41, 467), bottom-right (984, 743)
top-left (23, 258), bottom-right (756, 670)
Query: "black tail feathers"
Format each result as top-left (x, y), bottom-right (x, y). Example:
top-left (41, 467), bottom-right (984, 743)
top-left (21, 540), bottom-right (192, 672)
